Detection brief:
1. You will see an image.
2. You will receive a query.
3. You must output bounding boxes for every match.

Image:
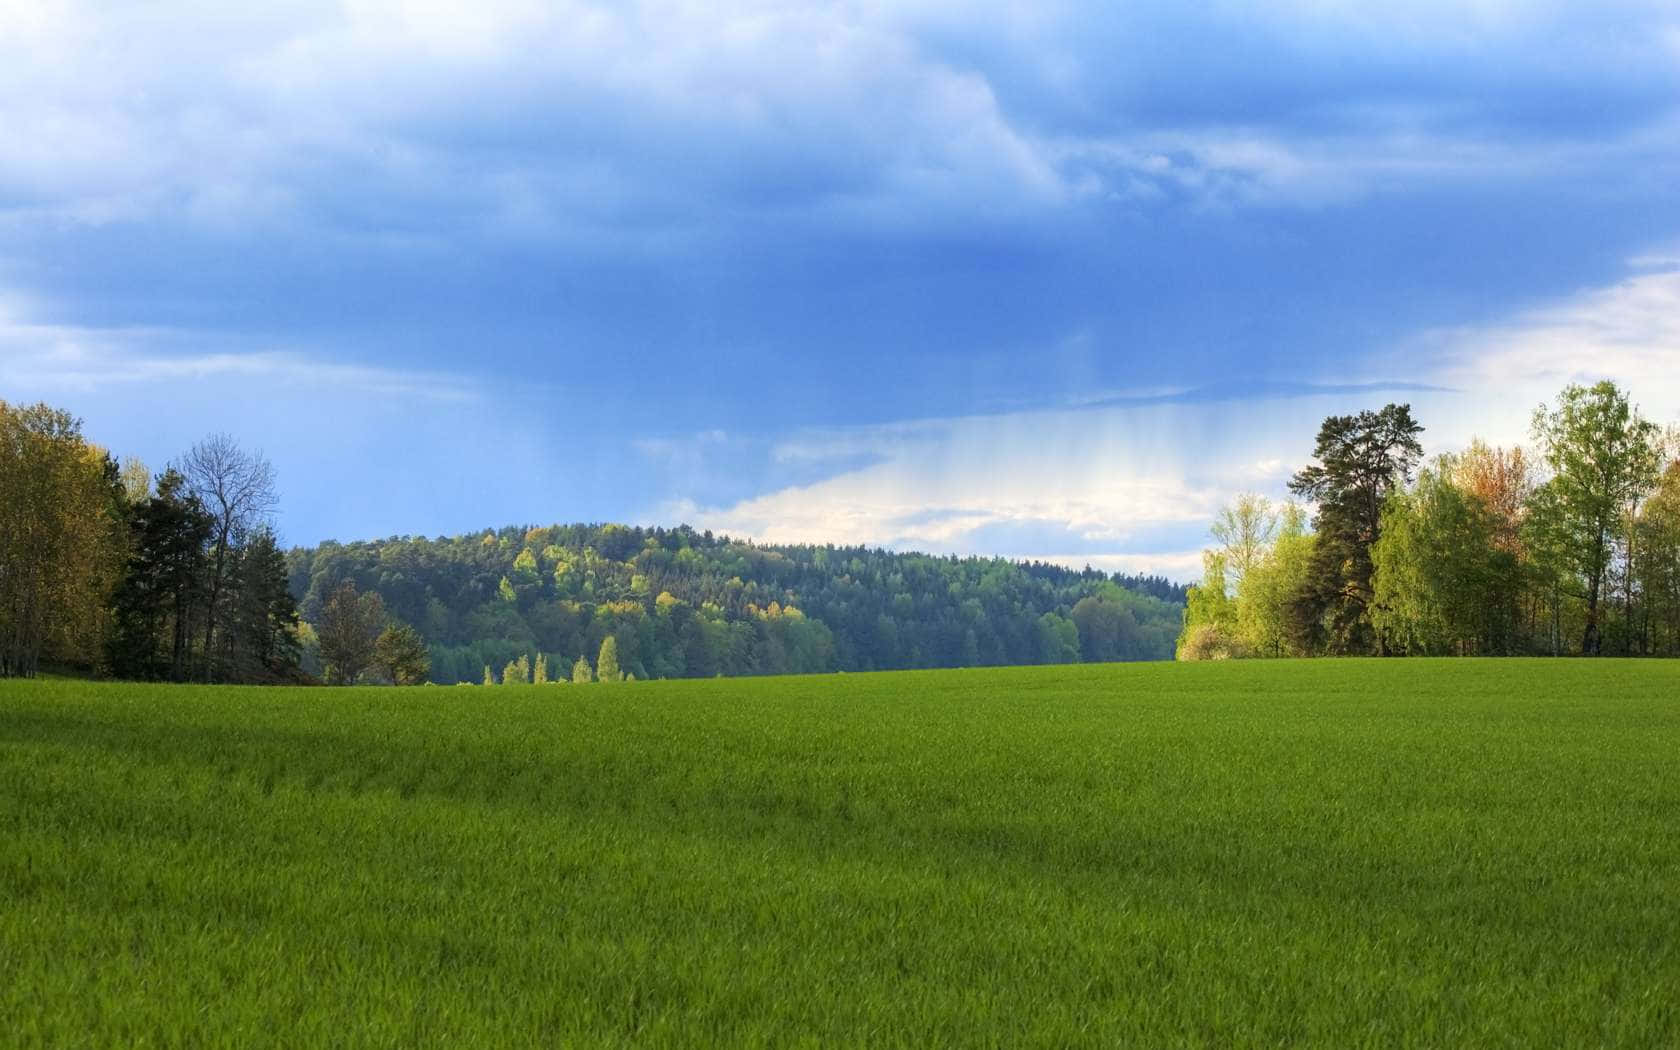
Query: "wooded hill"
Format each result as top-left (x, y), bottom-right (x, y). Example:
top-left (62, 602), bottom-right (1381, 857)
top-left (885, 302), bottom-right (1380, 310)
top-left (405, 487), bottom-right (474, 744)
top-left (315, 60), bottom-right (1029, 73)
top-left (285, 525), bottom-right (1186, 684)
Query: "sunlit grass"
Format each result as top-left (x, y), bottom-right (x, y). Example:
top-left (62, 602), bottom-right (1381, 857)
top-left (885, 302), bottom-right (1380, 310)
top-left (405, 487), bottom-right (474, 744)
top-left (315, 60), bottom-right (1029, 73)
top-left (3, 660), bottom-right (1678, 1046)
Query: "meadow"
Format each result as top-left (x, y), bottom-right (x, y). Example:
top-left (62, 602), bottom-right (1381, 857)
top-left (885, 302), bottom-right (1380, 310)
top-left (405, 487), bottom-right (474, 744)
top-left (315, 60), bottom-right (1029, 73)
top-left (3, 660), bottom-right (1678, 1047)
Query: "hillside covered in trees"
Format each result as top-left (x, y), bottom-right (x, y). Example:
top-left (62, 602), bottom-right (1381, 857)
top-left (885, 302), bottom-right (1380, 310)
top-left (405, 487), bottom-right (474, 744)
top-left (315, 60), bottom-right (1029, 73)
top-left (285, 527), bottom-right (1187, 684)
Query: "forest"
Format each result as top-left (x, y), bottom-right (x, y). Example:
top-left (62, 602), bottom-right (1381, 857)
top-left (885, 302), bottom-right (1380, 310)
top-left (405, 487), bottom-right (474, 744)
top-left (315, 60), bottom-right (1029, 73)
top-left (1177, 381), bottom-right (1680, 659)
top-left (284, 527), bottom-right (1185, 684)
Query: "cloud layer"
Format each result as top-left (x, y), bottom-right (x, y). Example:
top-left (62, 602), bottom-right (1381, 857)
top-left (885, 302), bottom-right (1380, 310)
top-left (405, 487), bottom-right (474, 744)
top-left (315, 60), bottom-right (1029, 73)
top-left (3, 1), bottom-right (1678, 566)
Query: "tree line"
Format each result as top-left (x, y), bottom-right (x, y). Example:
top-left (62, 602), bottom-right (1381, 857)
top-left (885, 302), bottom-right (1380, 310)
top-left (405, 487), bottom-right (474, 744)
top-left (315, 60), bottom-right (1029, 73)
top-left (286, 525), bottom-right (1186, 684)
top-left (1178, 381), bottom-right (1680, 659)
top-left (2, 404), bottom-right (306, 681)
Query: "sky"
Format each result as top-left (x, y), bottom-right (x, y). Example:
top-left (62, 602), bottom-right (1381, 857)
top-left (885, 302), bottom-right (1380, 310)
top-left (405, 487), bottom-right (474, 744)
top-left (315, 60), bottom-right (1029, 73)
top-left (3, 0), bottom-right (1679, 579)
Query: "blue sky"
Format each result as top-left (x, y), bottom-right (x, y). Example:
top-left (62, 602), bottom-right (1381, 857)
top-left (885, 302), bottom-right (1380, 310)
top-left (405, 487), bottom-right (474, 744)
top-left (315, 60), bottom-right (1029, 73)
top-left (3, 1), bottom-right (1679, 577)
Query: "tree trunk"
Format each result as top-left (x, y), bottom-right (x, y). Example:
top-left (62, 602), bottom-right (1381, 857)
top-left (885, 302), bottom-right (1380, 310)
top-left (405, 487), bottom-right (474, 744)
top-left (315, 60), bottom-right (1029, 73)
top-left (1582, 569), bottom-right (1602, 656)
top-left (202, 524), bottom-right (229, 682)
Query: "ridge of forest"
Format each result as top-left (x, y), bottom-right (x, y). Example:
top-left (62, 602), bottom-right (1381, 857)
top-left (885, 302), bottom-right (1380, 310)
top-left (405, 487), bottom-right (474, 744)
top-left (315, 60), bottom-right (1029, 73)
top-left (283, 525), bottom-right (1187, 684)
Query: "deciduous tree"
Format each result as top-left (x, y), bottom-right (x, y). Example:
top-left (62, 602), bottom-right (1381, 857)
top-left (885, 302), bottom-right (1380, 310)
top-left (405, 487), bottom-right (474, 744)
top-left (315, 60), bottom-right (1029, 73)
top-left (180, 434), bottom-right (276, 681)
top-left (1210, 493), bottom-right (1277, 588)
top-left (0, 402), bottom-right (128, 677)
top-left (1371, 459), bottom-right (1521, 655)
top-left (1530, 382), bottom-right (1661, 654)
top-left (597, 635), bottom-right (622, 682)
top-left (374, 623), bottom-right (430, 685)
top-left (317, 582), bottom-right (384, 684)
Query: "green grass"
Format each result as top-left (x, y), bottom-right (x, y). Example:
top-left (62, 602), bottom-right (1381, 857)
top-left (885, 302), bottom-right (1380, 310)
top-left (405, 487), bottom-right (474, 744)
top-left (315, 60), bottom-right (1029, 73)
top-left (3, 660), bottom-right (1678, 1047)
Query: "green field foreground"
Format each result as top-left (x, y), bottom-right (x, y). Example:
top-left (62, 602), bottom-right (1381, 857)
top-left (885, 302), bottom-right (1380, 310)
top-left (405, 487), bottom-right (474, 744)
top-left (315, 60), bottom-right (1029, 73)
top-left (3, 662), bottom-right (1678, 1047)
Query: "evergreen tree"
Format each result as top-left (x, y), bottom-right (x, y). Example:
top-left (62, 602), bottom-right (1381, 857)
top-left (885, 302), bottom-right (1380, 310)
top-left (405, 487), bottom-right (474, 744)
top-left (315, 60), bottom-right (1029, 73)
top-left (226, 527), bottom-right (304, 682)
top-left (107, 469), bottom-right (213, 681)
top-left (1288, 404), bottom-right (1425, 653)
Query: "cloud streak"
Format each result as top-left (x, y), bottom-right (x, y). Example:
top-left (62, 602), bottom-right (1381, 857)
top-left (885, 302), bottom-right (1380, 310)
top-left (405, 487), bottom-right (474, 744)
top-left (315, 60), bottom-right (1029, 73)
top-left (0, 316), bottom-right (481, 404)
top-left (659, 255), bottom-right (1680, 579)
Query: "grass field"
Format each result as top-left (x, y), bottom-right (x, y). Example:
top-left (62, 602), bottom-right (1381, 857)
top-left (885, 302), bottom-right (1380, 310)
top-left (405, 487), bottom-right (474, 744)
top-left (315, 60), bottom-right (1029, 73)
top-left (3, 660), bottom-right (1678, 1047)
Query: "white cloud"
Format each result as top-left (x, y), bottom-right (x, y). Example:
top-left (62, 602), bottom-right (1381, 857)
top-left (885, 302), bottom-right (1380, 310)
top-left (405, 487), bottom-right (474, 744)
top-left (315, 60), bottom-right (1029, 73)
top-left (0, 0), bottom-right (1074, 238)
top-left (0, 300), bottom-right (479, 403)
top-left (659, 253), bottom-right (1680, 578)
top-left (666, 390), bottom-right (1416, 577)
top-left (1017, 549), bottom-right (1208, 580)
top-left (7, 0), bottom-right (1675, 238)
top-left (1393, 253), bottom-right (1680, 451)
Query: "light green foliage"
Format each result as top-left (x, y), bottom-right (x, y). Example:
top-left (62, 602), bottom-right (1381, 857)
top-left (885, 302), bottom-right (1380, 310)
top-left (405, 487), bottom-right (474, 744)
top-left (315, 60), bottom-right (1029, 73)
top-left (118, 456), bottom-right (151, 505)
top-left (1637, 463), bottom-right (1680, 652)
top-left (497, 576), bottom-right (517, 604)
top-left (532, 652), bottom-right (548, 685)
top-left (501, 659), bottom-right (524, 686)
top-left (597, 636), bottom-right (622, 683)
top-left (1371, 459), bottom-right (1522, 655)
top-left (1521, 479), bottom-right (1579, 655)
top-left (1035, 612), bottom-right (1080, 664)
top-left (571, 656), bottom-right (593, 684)
top-left (3, 664), bottom-right (1679, 1045)
top-left (1234, 505), bottom-right (1313, 657)
top-left (482, 665), bottom-right (494, 687)
top-left (1531, 381), bottom-right (1662, 653)
top-left (1181, 500), bottom-right (1314, 660)
top-left (1209, 492), bottom-right (1276, 587)
top-left (511, 548), bottom-right (539, 584)
top-left (1176, 552), bottom-right (1240, 659)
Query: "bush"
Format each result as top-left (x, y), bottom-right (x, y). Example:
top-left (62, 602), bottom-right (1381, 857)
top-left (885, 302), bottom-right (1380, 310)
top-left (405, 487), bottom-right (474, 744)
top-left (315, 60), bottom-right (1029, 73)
top-left (1176, 624), bottom-right (1245, 661)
